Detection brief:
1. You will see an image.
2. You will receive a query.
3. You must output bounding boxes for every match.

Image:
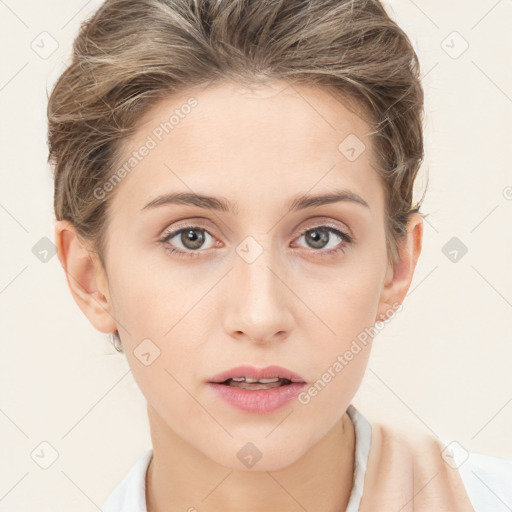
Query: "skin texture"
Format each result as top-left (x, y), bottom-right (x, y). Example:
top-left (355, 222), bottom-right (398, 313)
top-left (55, 79), bottom-right (423, 512)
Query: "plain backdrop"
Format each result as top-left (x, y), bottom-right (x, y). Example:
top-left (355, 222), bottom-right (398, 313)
top-left (1, 0), bottom-right (511, 510)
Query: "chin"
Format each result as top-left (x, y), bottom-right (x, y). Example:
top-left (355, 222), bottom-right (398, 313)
top-left (205, 438), bottom-right (307, 472)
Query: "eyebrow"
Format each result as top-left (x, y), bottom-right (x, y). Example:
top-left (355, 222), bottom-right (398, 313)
top-left (141, 189), bottom-right (369, 214)
top-left (288, 190), bottom-right (369, 211)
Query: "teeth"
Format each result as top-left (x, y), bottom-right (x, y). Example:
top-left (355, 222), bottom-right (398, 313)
top-left (228, 379), bottom-right (284, 390)
top-left (223, 377), bottom-right (291, 390)
top-left (230, 377), bottom-right (281, 383)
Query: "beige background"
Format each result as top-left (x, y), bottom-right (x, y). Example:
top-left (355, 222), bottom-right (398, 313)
top-left (1, 0), bottom-right (511, 510)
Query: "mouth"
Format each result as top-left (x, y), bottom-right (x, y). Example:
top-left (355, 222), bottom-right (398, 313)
top-left (216, 377), bottom-right (294, 390)
top-left (207, 365), bottom-right (307, 414)
top-left (207, 365), bottom-right (306, 388)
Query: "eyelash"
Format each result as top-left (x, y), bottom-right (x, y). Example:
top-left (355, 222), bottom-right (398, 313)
top-left (158, 224), bottom-right (353, 259)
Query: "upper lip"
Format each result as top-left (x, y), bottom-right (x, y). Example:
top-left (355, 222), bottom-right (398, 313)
top-left (208, 365), bottom-right (306, 383)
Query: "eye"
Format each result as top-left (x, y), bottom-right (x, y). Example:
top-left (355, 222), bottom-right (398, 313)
top-left (293, 225), bottom-right (352, 256)
top-left (159, 226), bottom-right (218, 258)
top-left (158, 222), bottom-right (353, 259)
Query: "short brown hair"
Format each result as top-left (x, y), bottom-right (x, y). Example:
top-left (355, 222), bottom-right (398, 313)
top-left (48, 0), bottom-right (426, 276)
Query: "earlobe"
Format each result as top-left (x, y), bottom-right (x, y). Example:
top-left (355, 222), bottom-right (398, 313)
top-left (54, 220), bottom-right (117, 334)
top-left (376, 213), bottom-right (423, 322)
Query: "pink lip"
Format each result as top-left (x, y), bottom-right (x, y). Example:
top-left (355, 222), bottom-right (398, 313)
top-left (207, 365), bottom-right (306, 384)
top-left (207, 365), bottom-right (307, 414)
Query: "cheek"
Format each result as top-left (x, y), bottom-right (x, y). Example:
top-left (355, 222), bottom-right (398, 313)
top-left (304, 252), bottom-right (386, 342)
top-left (107, 251), bottom-right (188, 337)
top-left (106, 256), bottom-right (212, 390)
top-left (297, 243), bottom-right (387, 390)
top-left (295, 277), bottom-right (380, 417)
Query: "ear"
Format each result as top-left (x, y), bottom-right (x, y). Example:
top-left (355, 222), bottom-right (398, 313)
top-left (54, 220), bottom-right (117, 333)
top-left (376, 213), bottom-right (423, 322)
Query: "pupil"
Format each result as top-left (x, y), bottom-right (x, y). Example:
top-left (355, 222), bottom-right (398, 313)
top-left (306, 228), bottom-right (329, 249)
top-left (182, 229), bottom-right (205, 250)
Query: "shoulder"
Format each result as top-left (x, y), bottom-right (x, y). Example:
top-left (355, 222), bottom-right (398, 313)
top-left (441, 439), bottom-right (512, 512)
top-left (348, 407), bottom-right (512, 511)
top-left (100, 448), bottom-right (153, 512)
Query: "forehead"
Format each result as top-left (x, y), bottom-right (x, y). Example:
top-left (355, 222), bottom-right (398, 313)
top-left (109, 79), bottom-right (384, 215)
top-left (130, 79), bottom-right (373, 157)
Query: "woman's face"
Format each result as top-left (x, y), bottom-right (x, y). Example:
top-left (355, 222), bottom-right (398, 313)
top-left (95, 79), bottom-right (405, 469)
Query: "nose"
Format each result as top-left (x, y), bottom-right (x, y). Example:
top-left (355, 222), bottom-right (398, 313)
top-left (223, 242), bottom-right (294, 345)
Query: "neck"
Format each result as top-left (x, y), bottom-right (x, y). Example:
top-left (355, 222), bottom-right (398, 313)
top-left (146, 406), bottom-right (355, 512)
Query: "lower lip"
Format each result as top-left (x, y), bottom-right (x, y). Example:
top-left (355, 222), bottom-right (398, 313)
top-left (207, 382), bottom-right (307, 413)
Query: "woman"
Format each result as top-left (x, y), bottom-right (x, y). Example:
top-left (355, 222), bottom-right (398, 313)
top-left (47, 0), bottom-right (512, 510)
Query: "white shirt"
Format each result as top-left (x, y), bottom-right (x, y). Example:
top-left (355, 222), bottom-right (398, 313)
top-left (101, 405), bottom-right (512, 511)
